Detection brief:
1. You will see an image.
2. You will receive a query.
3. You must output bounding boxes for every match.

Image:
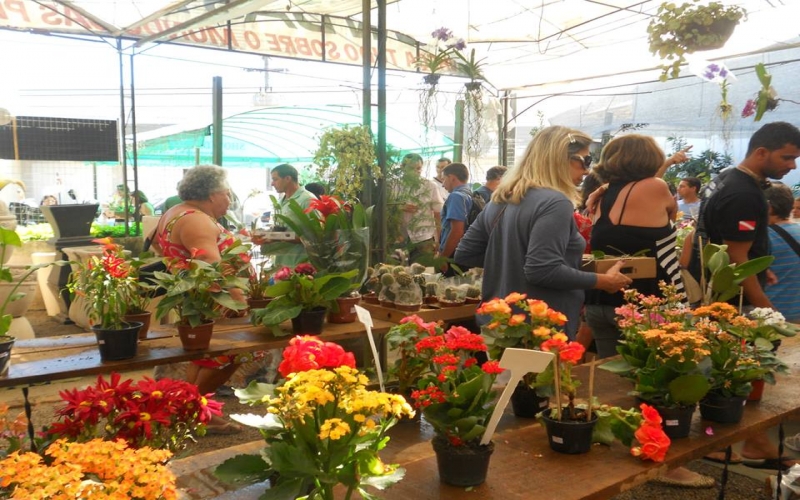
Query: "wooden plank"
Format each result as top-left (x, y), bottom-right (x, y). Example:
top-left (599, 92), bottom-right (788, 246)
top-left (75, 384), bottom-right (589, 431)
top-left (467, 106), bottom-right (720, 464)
top-left (375, 340), bottom-right (800, 500)
top-left (360, 302), bottom-right (477, 324)
top-left (1, 319), bottom-right (394, 389)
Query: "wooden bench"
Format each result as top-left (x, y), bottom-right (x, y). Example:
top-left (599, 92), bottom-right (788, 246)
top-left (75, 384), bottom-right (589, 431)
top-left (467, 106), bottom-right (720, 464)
top-left (3, 316), bottom-right (395, 389)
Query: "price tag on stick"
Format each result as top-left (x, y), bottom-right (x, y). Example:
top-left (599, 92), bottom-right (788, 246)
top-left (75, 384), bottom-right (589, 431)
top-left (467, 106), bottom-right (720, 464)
top-left (355, 305), bottom-right (384, 392)
top-left (480, 348), bottom-right (554, 446)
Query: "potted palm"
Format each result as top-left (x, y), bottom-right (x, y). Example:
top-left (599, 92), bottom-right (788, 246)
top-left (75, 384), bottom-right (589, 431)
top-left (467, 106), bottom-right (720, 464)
top-left (152, 242), bottom-right (250, 350)
top-left (67, 238), bottom-right (144, 361)
top-left (647, 1), bottom-right (746, 80)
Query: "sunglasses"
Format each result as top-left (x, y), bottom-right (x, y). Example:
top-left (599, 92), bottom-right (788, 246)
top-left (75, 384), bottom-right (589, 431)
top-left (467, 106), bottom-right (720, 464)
top-left (571, 154), bottom-right (593, 169)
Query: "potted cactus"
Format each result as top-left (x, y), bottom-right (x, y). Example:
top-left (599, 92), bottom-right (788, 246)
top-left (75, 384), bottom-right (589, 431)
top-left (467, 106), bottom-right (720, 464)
top-left (394, 271), bottom-right (423, 312)
top-left (438, 285), bottom-right (466, 307)
top-left (464, 285), bottom-right (482, 304)
top-left (378, 273), bottom-right (397, 307)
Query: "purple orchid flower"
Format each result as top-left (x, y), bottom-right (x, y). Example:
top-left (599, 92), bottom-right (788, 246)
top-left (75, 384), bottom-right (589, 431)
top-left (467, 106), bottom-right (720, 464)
top-left (431, 27), bottom-right (452, 42)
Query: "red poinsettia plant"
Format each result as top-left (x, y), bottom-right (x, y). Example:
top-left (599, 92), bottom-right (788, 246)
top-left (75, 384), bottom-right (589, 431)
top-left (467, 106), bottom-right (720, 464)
top-left (45, 373), bottom-right (222, 453)
top-left (412, 326), bottom-right (505, 446)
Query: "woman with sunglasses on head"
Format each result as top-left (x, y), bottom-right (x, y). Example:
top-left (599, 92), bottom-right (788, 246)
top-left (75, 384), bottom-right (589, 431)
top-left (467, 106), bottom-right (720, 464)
top-left (455, 126), bottom-right (631, 339)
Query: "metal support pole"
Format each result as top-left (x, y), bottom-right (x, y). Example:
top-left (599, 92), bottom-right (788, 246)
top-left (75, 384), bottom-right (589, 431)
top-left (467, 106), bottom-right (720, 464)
top-left (361, 0), bottom-right (372, 208)
top-left (377, 0), bottom-right (387, 263)
top-left (129, 52), bottom-right (139, 234)
top-left (117, 38), bottom-right (130, 229)
top-left (454, 100), bottom-right (465, 163)
top-left (212, 76), bottom-right (223, 166)
top-left (501, 90), bottom-right (510, 167)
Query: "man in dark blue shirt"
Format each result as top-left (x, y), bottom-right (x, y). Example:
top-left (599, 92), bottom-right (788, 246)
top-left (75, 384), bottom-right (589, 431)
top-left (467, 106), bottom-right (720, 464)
top-left (475, 165), bottom-right (508, 204)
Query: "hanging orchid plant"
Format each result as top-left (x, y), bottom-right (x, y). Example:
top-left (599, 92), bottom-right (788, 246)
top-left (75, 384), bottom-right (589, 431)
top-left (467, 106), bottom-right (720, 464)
top-left (417, 27), bottom-right (466, 145)
top-left (740, 63), bottom-right (798, 122)
top-left (694, 61), bottom-right (736, 151)
top-left (454, 48), bottom-right (491, 167)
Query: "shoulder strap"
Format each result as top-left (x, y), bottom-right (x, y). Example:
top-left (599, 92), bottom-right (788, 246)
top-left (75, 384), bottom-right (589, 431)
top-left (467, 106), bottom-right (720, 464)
top-left (616, 181), bottom-right (639, 224)
top-left (770, 224), bottom-right (800, 259)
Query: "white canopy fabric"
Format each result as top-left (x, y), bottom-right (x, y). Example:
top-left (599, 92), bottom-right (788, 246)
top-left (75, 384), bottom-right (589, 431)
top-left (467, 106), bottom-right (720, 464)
top-left (2, 0), bottom-right (799, 91)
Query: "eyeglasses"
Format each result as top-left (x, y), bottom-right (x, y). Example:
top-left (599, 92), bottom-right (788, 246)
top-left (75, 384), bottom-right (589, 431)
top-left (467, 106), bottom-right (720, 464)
top-left (570, 154), bottom-right (593, 169)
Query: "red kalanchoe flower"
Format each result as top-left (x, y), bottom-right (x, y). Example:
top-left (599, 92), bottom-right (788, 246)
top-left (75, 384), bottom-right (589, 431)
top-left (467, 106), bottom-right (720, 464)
top-left (481, 360), bottom-right (505, 375)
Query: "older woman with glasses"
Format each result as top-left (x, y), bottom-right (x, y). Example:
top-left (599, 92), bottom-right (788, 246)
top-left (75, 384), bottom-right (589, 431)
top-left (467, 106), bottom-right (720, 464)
top-left (454, 125), bottom-right (631, 338)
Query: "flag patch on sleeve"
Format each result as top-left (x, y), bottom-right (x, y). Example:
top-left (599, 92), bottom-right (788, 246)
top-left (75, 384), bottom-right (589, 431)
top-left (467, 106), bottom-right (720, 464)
top-left (738, 220), bottom-right (756, 231)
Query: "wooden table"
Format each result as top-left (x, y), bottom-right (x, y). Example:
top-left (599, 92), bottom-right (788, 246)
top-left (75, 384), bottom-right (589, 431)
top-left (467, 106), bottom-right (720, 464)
top-left (375, 340), bottom-right (800, 500)
top-left (2, 316), bottom-right (395, 389)
top-left (360, 302), bottom-right (477, 324)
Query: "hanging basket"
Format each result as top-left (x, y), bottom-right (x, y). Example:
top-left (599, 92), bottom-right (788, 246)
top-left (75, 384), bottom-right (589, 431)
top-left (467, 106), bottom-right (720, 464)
top-left (684, 18), bottom-right (738, 52)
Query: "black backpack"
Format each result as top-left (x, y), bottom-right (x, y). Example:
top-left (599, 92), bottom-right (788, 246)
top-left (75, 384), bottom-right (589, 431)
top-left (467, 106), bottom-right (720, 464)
top-left (466, 191), bottom-right (486, 227)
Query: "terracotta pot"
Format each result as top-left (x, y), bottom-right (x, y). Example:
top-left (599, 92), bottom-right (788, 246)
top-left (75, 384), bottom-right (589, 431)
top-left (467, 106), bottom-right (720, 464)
top-left (328, 296), bottom-right (360, 324)
top-left (465, 297), bottom-right (481, 304)
top-left (747, 379), bottom-right (766, 402)
top-left (438, 299), bottom-right (465, 308)
top-left (424, 296), bottom-right (439, 305)
top-left (363, 293), bottom-right (380, 304)
top-left (177, 320), bottom-right (215, 351)
top-left (92, 322), bottom-right (141, 361)
top-left (247, 298), bottom-right (272, 310)
top-left (123, 311), bottom-right (152, 340)
top-left (379, 300), bottom-right (395, 308)
top-left (431, 435), bottom-right (494, 487)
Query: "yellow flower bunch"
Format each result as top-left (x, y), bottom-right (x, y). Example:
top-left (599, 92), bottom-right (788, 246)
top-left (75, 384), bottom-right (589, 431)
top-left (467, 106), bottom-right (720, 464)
top-left (0, 438), bottom-right (176, 500)
top-left (266, 365), bottom-right (413, 439)
top-left (639, 328), bottom-right (711, 361)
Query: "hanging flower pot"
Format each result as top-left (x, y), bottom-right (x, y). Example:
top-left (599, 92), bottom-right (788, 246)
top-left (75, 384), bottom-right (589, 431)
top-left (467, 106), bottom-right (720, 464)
top-left (123, 311), bottom-right (152, 340)
top-left (510, 382), bottom-right (549, 418)
top-left (92, 322), bottom-right (141, 362)
top-left (699, 392), bottom-right (746, 424)
top-left (177, 320), bottom-right (215, 351)
top-left (654, 404), bottom-right (696, 439)
top-left (327, 295), bottom-right (360, 324)
top-left (431, 435), bottom-right (494, 487)
top-left (541, 408), bottom-right (597, 454)
top-left (0, 335), bottom-right (14, 376)
top-left (747, 379), bottom-right (766, 402)
top-left (291, 307), bottom-right (327, 335)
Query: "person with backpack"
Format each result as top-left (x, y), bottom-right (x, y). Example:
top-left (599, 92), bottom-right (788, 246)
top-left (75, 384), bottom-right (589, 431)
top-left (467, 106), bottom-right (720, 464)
top-left (475, 165), bottom-right (508, 204)
top-left (438, 163), bottom-right (473, 275)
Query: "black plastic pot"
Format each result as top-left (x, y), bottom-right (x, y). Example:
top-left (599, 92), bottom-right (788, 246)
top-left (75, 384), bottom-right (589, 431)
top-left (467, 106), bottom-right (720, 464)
top-left (92, 322), bottom-right (141, 361)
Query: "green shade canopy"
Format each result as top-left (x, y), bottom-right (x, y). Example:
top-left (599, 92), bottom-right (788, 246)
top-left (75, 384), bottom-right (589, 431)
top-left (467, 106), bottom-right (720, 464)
top-left (129, 106), bottom-right (454, 167)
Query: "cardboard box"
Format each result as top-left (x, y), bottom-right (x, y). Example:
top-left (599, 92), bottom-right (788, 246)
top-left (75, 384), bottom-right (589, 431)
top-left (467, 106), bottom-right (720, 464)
top-left (581, 256), bottom-right (656, 279)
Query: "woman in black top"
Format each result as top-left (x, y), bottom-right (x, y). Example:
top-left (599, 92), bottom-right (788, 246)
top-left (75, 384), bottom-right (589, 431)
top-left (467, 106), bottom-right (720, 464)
top-left (585, 134), bottom-right (684, 359)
